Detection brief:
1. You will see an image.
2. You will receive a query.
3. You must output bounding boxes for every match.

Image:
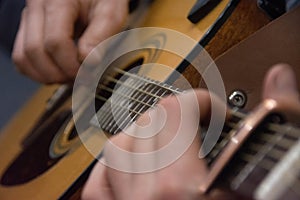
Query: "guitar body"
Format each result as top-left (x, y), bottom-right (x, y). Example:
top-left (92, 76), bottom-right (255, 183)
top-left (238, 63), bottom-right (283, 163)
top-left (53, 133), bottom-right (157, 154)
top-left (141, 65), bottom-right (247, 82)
top-left (0, 0), bottom-right (271, 199)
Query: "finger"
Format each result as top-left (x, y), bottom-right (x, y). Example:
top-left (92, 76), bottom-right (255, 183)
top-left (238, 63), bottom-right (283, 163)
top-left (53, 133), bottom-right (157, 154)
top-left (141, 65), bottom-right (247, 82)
top-left (78, 0), bottom-right (128, 61)
top-left (43, 0), bottom-right (81, 79)
top-left (24, 0), bottom-right (68, 83)
top-left (128, 92), bottom-right (209, 199)
top-left (12, 9), bottom-right (45, 82)
top-left (155, 90), bottom-right (228, 149)
top-left (262, 63), bottom-right (299, 101)
top-left (82, 159), bottom-right (114, 200)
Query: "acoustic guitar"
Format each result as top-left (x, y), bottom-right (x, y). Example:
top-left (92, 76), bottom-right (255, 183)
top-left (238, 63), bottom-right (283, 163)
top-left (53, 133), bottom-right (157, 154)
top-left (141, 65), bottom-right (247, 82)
top-left (0, 0), bottom-right (288, 199)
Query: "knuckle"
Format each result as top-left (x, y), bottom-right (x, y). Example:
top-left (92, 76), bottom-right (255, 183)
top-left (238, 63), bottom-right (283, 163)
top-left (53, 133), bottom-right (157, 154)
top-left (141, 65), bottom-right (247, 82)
top-left (15, 65), bottom-right (27, 76)
top-left (26, 0), bottom-right (36, 6)
top-left (24, 42), bottom-right (41, 57)
top-left (113, 12), bottom-right (126, 26)
top-left (12, 51), bottom-right (24, 66)
top-left (197, 89), bottom-right (211, 104)
top-left (44, 35), bottom-right (63, 53)
top-left (42, 78), bottom-right (57, 85)
top-left (38, 77), bottom-right (57, 85)
top-left (157, 95), bottom-right (179, 110)
top-left (106, 133), bottom-right (132, 152)
top-left (81, 185), bottom-right (93, 200)
top-left (44, 74), bottom-right (68, 85)
top-left (65, 68), bottom-right (78, 79)
top-left (108, 0), bottom-right (128, 22)
top-left (154, 181), bottom-right (183, 199)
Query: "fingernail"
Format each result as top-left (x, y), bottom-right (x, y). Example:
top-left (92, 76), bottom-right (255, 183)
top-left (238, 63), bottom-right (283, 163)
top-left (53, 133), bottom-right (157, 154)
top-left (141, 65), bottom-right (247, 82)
top-left (275, 64), bottom-right (298, 93)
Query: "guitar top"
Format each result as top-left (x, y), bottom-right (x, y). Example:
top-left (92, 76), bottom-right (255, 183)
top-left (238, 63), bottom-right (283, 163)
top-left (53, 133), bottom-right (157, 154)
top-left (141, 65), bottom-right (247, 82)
top-left (2, 0), bottom-right (292, 199)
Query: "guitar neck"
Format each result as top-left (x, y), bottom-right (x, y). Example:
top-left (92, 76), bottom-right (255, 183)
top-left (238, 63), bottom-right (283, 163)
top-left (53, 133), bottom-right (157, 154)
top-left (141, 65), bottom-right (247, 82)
top-left (212, 111), bottom-right (300, 199)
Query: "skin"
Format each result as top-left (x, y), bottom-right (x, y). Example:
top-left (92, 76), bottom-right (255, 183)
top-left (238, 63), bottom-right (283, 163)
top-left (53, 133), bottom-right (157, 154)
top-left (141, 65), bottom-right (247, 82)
top-left (12, 0), bottom-right (129, 84)
top-left (81, 64), bottom-right (300, 200)
top-left (11, 1), bottom-right (300, 198)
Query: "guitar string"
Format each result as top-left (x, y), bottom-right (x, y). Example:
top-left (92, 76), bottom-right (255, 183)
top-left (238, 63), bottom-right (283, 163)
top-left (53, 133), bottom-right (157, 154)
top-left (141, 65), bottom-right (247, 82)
top-left (239, 146), bottom-right (300, 194)
top-left (97, 69), bottom-right (298, 138)
top-left (209, 121), bottom-right (297, 165)
top-left (96, 76), bottom-right (139, 128)
top-left (96, 76), bottom-right (162, 134)
top-left (203, 120), bottom-right (300, 191)
top-left (94, 90), bottom-right (299, 166)
top-left (95, 101), bottom-right (300, 196)
top-left (97, 77), bottom-right (148, 132)
top-left (233, 124), bottom-right (293, 187)
top-left (112, 77), bottom-right (161, 134)
top-left (94, 76), bottom-right (299, 140)
top-left (111, 81), bottom-right (158, 134)
top-left (102, 75), bottom-right (178, 99)
top-left (94, 80), bottom-right (296, 157)
top-left (113, 82), bottom-right (170, 135)
top-left (210, 119), bottom-right (300, 193)
top-left (98, 74), bottom-right (165, 129)
top-left (99, 75), bottom-right (148, 132)
top-left (100, 80), bottom-right (151, 133)
top-left (98, 84), bottom-right (154, 107)
top-left (113, 68), bottom-right (181, 94)
top-left (95, 95), bottom-right (141, 115)
top-left (95, 70), bottom-right (176, 134)
top-left (92, 69), bottom-right (300, 194)
top-left (95, 91), bottom-right (300, 188)
top-left (211, 121), bottom-right (296, 158)
top-left (93, 71), bottom-right (299, 183)
top-left (99, 83), bottom-right (166, 134)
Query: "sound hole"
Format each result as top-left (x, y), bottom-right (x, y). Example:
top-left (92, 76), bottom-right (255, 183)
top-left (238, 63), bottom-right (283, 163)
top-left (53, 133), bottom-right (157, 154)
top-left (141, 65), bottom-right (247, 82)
top-left (0, 110), bottom-right (72, 186)
top-left (0, 57), bottom-right (145, 186)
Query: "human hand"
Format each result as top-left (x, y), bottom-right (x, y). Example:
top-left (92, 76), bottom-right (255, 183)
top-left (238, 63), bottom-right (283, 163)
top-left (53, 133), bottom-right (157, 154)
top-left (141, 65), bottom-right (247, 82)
top-left (82, 64), bottom-right (299, 200)
top-left (12, 0), bottom-right (129, 84)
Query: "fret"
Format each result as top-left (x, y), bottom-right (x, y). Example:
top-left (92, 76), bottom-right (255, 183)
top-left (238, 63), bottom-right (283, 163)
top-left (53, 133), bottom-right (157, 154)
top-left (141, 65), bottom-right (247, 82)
top-left (232, 128), bottom-right (289, 188)
top-left (254, 139), bottom-right (300, 200)
top-left (240, 152), bottom-right (275, 171)
top-left (218, 118), bottom-right (300, 199)
top-left (246, 143), bottom-right (285, 160)
top-left (205, 112), bottom-right (245, 165)
top-left (258, 133), bottom-right (295, 149)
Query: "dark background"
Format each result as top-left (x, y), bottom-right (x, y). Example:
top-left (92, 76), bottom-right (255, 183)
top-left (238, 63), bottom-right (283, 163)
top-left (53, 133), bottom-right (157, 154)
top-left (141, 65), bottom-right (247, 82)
top-left (0, 0), bottom-right (39, 130)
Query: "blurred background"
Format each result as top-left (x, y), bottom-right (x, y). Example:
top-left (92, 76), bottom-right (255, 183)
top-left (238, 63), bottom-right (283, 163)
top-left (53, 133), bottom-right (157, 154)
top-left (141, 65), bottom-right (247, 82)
top-left (0, 0), bottom-right (39, 130)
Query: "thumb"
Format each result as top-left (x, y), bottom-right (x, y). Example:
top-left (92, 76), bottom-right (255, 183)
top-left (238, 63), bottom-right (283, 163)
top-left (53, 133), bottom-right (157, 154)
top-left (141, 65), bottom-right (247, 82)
top-left (78, 0), bottom-right (128, 61)
top-left (262, 63), bottom-right (299, 101)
